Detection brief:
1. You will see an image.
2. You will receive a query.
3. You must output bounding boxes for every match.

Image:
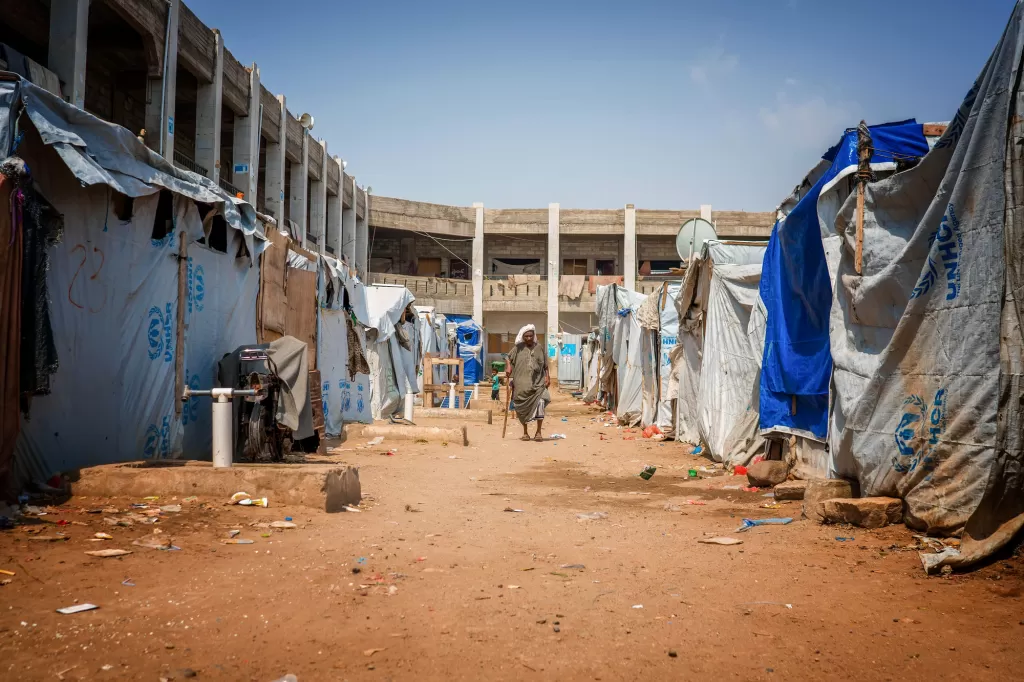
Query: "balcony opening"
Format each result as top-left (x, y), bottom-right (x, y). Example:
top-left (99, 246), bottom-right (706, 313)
top-left (639, 259), bottom-right (683, 276)
top-left (491, 258), bottom-right (541, 275)
top-left (562, 258), bottom-right (587, 275)
top-left (449, 259), bottom-right (470, 280)
top-left (83, 1), bottom-right (147, 136)
top-left (173, 64), bottom-right (203, 176)
top-left (596, 259), bottom-right (616, 275)
top-left (417, 257), bottom-right (442, 277)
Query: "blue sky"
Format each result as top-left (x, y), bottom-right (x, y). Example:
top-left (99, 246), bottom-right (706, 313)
top-left (188, 0), bottom-right (1014, 210)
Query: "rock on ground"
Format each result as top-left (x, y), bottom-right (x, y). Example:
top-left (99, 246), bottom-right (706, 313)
top-left (747, 460), bottom-right (789, 487)
top-left (774, 480), bottom-right (807, 501)
top-left (803, 479), bottom-right (853, 522)
top-left (822, 497), bottom-right (903, 529)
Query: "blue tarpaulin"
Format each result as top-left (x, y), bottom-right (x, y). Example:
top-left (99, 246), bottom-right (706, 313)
top-left (455, 319), bottom-right (483, 385)
top-left (759, 120), bottom-right (930, 439)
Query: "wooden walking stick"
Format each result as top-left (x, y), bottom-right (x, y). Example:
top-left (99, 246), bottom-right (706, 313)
top-left (501, 379), bottom-right (513, 438)
top-left (854, 120), bottom-right (873, 275)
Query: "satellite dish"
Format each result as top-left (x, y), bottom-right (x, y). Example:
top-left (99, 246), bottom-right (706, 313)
top-left (675, 217), bottom-right (717, 262)
top-left (298, 113), bottom-right (315, 130)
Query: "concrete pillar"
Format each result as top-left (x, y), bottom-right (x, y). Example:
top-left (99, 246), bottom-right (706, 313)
top-left (264, 95), bottom-right (287, 222)
top-left (547, 202), bottom-right (560, 379)
top-left (624, 203), bottom-right (637, 290)
top-left (472, 202), bottom-right (484, 325)
top-left (289, 129), bottom-right (309, 245)
top-left (194, 29), bottom-right (223, 182)
top-left (700, 204), bottom-right (712, 222)
top-left (309, 139), bottom-right (328, 253)
top-left (231, 65), bottom-right (261, 202)
top-left (355, 188), bottom-right (369, 278)
top-left (48, 0), bottom-right (89, 110)
top-left (342, 175), bottom-right (357, 269)
top-left (144, 0), bottom-right (179, 159)
top-left (328, 157), bottom-right (343, 256)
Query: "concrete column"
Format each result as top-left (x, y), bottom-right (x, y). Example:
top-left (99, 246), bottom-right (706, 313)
top-left (194, 29), bottom-right (223, 182)
top-left (624, 203), bottom-right (637, 290)
top-left (547, 202), bottom-right (560, 379)
top-left (231, 65), bottom-right (261, 201)
top-left (700, 204), bottom-right (712, 222)
top-left (48, 0), bottom-right (89, 110)
top-left (308, 139), bottom-right (328, 253)
top-left (328, 157), bottom-right (343, 256)
top-left (289, 129), bottom-right (309, 245)
top-left (342, 176), bottom-right (356, 269)
top-left (355, 188), bottom-right (369, 278)
top-left (144, 0), bottom-right (179, 159)
top-left (264, 95), bottom-right (287, 222)
top-left (472, 202), bottom-right (484, 325)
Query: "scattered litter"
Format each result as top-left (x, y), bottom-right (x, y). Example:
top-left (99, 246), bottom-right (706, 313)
top-left (560, 564), bottom-right (586, 570)
top-left (270, 521), bottom-right (297, 529)
top-left (132, 536), bottom-right (173, 550)
top-left (29, 535), bottom-right (68, 542)
top-left (182, 496), bottom-right (198, 503)
top-left (738, 601), bottom-right (793, 609)
top-left (698, 537), bottom-right (743, 546)
top-left (722, 485), bottom-right (741, 490)
top-left (230, 492), bottom-right (250, 504)
top-left (761, 503), bottom-right (781, 509)
top-left (561, 417), bottom-right (568, 422)
top-left (549, 434), bottom-right (567, 439)
top-left (221, 538), bottom-right (255, 545)
top-left (631, 604), bottom-right (644, 609)
top-left (404, 504), bottom-right (420, 513)
top-left (367, 436), bottom-right (385, 446)
top-left (835, 536), bottom-right (855, 542)
top-left (734, 465), bottom-right (748, 476)
top-left (0, 569), bottom-right (14, 576)
top-left (507, 585), bottom-right (519, 589)
top-left (685, 499), bottom-right (706, 506)
top-left (94, 532), bottom-right (113, 540)
top-left (122, 579), bottom-right (135, 586)
top-left (343, 505), bottom-right (361, 513)
top-left (550, 571), bottom-right (569, 578)
top-left (503, 507), bottom-right (525, 513)
top-left (142, 496), bottom-right (159, 502)
top-left (159, 504), bottom-right (182, 513)
top-left (736, 517), bottom-right (793, 532)
top-left (228, 529), bottom-right (241, 538)
top-left (238, 497), bottom-right (269, 507)
top-left (57, 603), bottom-right (99, 615)
top-left (688, 469), bottom-right (698, 478)
top-left (576, 512), bottom-right (608, 521)
top-left (639, 465), bottom-right (657, 480)
top-left (693, 445), bottom-right (702, 454)
top-left (357, 557), bottom-right (367, 564)
top-left (85, 549), bottom-right (132, 558)
top-left (363, 647), bottom-right (386, 657)
top-left (741, 486), bottom-right (761, 493)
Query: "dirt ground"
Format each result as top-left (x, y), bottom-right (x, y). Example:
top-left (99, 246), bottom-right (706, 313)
top-left (2, 392), bottom-right (1023, 681)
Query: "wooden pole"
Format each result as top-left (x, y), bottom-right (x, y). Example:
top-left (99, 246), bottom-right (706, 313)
top-left (501, 378), bottom-right (513, 438)
top-left (174, 231), bottom-right (188, 416)
top-left (855, 121), bottom-right (873, 275)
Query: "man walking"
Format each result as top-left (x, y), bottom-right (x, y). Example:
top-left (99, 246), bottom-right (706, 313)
top-left (506, 324), bottom-right (550, 441)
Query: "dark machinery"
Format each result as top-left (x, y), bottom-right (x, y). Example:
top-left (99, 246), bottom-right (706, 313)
top-left (218, 345), bottom-right (290, 462)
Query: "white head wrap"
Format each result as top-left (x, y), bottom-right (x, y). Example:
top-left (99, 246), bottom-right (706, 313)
top-left (514, 324), bottom-right (537, 344)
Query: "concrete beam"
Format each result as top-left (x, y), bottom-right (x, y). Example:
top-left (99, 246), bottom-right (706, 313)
top-left (547, 203), bottom-right (560, 379)
top-left (328, 157), bottom-right (343, 256)
top-left (342, 174), bottom-right (357, 269)
top-left (624, 203), bottom-right (637, 290)
top-left (264, 95), bottom-right (287, 222)
top-left (231, 64), bottom-right (261, 202)
top-left (48, 0), bottom-right (89, 110)
top-left (290, 129), bottom-right (309, 245)
top-left (355, 188), bottom-right (370, 277)
top-left (194, 29), bottom-right (223, 182)
top-left (472, 202), bottom-right (484, 325)
top-left (144, 0), bottom-right (179, 160)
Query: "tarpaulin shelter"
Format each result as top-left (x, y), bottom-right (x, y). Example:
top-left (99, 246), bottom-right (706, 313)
top-left (415, 306), bottom-right (450, 390)
top-left (611, 289), bottom-right (648, 425)
top-left (825, 1), bottom-right (1024, 571)
top-left (363, 284), bottom-right (417, 420)
top-left (674, 241), bottom-right (766, 463)
top-left (636, 282), bottom-right (682, 436)
top-left (757, 120), bottom-right (930, 466)
top-left (0, 76), bottom-right (268, 488)
top-left (318, 256), bottom-right (372, 433)
top-left (454, 319), bottom-right (484, 386)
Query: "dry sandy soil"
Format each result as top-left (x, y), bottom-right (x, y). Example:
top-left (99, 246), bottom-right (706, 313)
top-left (2, 393), bottom-right (1023, 681)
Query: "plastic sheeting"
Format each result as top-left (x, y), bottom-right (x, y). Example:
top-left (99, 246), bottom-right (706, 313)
top-left (758, 121), bottom-right (929, 440)
top-left (614, 290), bottom-right (647, 425)
top-left (0, 78), bottom-right (265, 262)
top-left (829, 2), bottom-right (1024, 569)
top-left (455, 319), bottom-right (484, 385)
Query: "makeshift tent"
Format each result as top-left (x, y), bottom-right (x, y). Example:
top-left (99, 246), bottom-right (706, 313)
top-left (674, 241), bottom-right (766, 463)
top-left (454, 319), bottom-right (484, 386)
top-left (1, 77), bottom-right (267, 487)
top-left (758, 120), bottom-right (929, 451)
top-left (826, 2), bottom-right (1024, 571)
top-left (581, 332), bottom-right (601, 402)
top-left (363, 284), bottom-right (416, 420)
top-left (613, 290), bottom-right (648, 425)
top-left (415, 306), bottom-right (450, 390)
top-left (636, 283), bottom-right (681, 435)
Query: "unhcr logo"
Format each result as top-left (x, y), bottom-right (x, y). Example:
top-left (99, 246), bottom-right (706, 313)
top-left (143, 416), bottom-right (172, 459)
top-left (910, 204), bottom-right (963, 301)
top-left (187, 258), bottom-right (205, 315)
top-left (147, 303), bottom-right (174, 362)
top-left (893, 388), bottom-right (947, 478)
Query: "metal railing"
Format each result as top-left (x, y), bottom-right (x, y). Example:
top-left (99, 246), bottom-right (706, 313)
top-left (172, 151), bottom-right (209, 178)
top-left (218, 177), bottom-right (242, 198)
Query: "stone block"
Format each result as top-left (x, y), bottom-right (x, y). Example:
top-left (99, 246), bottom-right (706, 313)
top-left (802, 478), bottom-right (853, 522)
top-left (746, 460), bottom-right (789, 487)
top-left (773, 480), bottom-right (807, 501)
top-left (821, 497), bottom-right (903, 529)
